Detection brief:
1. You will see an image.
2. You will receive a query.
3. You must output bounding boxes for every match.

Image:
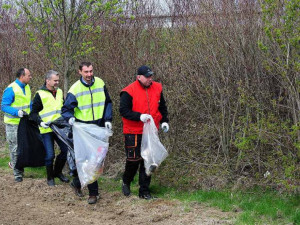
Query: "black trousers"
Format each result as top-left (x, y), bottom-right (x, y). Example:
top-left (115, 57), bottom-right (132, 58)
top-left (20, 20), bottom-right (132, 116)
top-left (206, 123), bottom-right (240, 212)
top-left (72, 170), bottom-right (99, 196)
top-left (122, 134), bottom-right (151, 195)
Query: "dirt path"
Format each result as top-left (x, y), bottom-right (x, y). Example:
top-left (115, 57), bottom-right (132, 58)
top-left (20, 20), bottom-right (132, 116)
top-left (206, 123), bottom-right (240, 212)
top-left (0, 169), bottom-right (236, 225)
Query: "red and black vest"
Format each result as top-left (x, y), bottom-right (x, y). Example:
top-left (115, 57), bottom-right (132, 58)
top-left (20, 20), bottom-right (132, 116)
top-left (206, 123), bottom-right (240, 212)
top-left (122, 80), bottom-right (163, 134)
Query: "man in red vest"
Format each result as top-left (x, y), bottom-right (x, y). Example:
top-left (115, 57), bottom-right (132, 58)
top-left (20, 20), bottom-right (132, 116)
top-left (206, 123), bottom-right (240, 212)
top-left (119, 65), bottom-right (169, 200)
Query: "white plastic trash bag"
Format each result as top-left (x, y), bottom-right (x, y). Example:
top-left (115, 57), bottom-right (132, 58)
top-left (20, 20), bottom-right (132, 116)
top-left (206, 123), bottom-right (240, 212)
top-left (141, 117), bottom-right (168, 176)
top-left (73, 122), bottom-right (113, 187)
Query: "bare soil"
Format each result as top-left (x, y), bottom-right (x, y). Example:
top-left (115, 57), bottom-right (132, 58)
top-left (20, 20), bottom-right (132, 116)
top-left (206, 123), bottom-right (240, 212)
top-left (0, 169), bottom-right (236, 225)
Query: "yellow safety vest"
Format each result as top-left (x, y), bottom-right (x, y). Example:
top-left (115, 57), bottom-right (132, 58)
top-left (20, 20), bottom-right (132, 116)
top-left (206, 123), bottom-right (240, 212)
top-left (4, 82), bottom-right (31, 125)
top-left (68, 77), bottom-right (105, 121)
top-left (38, 88), bottom-right (63, 134)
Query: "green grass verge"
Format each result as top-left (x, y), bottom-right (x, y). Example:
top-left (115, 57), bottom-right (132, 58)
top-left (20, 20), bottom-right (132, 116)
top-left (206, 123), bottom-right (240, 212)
top-left (99, 175), bottom-right (300, 224)
top-left (0, 153), bottom-right (45, 178)
top-left (1, 154), bottom-right (299, 224)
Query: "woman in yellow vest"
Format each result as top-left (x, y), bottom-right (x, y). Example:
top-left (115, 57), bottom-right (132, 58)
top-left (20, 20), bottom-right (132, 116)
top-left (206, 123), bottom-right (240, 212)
top-left (30, 70), bottom-right (69, 186)
top-left (1, 68), bottom-right (32, 182)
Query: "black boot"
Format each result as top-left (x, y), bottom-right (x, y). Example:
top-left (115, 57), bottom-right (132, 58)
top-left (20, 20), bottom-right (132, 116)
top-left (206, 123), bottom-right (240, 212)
top-left (54, 159), bottom-right (69, 183)
top-left (46, 165), bottom-right (55, 186)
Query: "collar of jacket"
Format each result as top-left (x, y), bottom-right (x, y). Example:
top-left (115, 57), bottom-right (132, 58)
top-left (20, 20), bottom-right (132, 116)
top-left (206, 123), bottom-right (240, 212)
top-left (15, 78), bottom-right (26, 88)
top-left (80, 76), bottom-right (95, 87)
top-left (39, 84), bottom-right (57, 96)
top-left (40, 84), bottom-right (49, 91)
top-left (40, 84), bottom-right (56, 92)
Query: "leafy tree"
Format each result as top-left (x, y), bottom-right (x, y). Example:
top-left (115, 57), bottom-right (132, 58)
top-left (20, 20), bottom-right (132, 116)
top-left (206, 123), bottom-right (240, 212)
top-left (13, 0), bottom-right (123, 93)
top-left (260, 0), bottom-right (300, 125)
top-left (259, 0), bottom-right (300, 188)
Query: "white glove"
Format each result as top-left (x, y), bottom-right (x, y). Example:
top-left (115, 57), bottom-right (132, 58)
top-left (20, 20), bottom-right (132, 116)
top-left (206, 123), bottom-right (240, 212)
top-left (40, 122), bottom-right (49, 129)
top-left (105, 122), bottom-right (112, 130)
top-left (161, 122), bottom-right (169, 133)
top-left (17, 110), bottom-right (24, 118)
top-left (140, 114), bottom-right (151, 123)
top-left (69, 117), bottom-right (75, 126)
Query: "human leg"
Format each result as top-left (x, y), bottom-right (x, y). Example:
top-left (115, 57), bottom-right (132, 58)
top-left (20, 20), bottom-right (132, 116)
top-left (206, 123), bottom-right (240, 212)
top-left (41, 133), bottom-right (55, 186)
top-left (6, 124), bottom-right (23, 180)
top-left (53, 134), bottom-right (69, 183)
top-left (87, 181), bottom-right (99, 204)
top-left (122, 134), bottom-right (142, 196)
top-left (70, 170), bottom-right (83, 197)
top-left (122, 160), bottom-right (140, 196)
top-left (138, 160), bottom-right (152, 199)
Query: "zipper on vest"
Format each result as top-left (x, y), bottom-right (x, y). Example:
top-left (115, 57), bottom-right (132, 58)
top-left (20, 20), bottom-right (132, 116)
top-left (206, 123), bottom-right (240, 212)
top-left (89, 87), bottom-right (95, 120)
top-left (146, 89), bottom-right (150, 114)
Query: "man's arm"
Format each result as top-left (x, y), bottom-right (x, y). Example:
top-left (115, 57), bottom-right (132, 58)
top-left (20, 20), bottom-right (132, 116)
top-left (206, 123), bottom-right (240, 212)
top-left (29, 92), bottom-right (43, 125)
top-left (1, 87), bottom-right (18, 116)
top-left (159, 92), bottom-right (169, 123)
top-left (61, 92), bottom-right (78, 122)
top-left (119, 91), bottom-right (141, 121)
top-left (103, 85), bottom-right (113, 122)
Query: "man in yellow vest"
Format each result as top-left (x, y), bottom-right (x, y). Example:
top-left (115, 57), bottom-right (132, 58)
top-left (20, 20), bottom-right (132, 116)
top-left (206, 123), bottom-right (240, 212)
top-left (1, 68), bottom-right (32, 182)
top-left (30, 70), bottom-right (69, 186)
top-left (62, 61), bottom-right (113, 204)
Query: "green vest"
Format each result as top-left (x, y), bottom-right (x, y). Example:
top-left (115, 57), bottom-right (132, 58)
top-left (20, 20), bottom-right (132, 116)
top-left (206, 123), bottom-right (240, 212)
top-left (38, 88), bottom-right (63, 134)
top-left (68, 77), bottom-right (105, 121)
top-left (4, 82), bottom-right (31, 125)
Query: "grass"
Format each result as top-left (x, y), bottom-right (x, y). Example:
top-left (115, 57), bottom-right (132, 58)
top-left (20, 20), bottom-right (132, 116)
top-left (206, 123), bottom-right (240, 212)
top-left (99, 175), bottom-right (300, 224)
top-left (0, 153), bottom-right (45, 178)
top-left (149, 183), bottom-right (300, 224)
top-left (0, 153), bottom-right (299, 224)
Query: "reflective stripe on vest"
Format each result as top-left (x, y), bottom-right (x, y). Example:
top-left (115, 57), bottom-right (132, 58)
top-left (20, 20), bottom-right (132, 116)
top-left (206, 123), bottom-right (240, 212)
top-left (38, 88), bottom-right (64, 134)
top-left (4, 82), bottom-right (31, 125)
top-left (68, 77), bottom-right (105, 121)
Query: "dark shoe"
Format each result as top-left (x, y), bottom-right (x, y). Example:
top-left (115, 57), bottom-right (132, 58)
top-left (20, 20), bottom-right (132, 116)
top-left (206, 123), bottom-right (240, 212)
top-left (55, 173), bottom-right (70, 183)
top-left (139, 193), bottom-right (155, 200)
top-left (15, 177), bottom-right (23, 182)
top-left (122, 183), bottom-right (131, 196)
top-left (149, 164), bottom-right (158, 173)
top-left (70, 182), bottom-right (84, 197)
top-left (88, 196), bottom-right (97, 204)
top-left (47, 179), bottom-right (55, 186)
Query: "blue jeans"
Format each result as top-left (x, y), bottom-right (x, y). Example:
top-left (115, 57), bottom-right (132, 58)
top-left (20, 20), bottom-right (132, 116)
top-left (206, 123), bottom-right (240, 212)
top-left (41, 132), bottom-right (68, 166)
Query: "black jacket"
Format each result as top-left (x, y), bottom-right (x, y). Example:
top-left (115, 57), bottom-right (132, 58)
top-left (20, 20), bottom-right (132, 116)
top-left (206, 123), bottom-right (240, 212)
top-left (30, 85), bottom-right (60, 125)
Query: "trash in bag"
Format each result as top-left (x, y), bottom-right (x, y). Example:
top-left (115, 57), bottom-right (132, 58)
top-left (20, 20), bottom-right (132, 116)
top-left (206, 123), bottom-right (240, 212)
top-left (72, 122), bottom-right (113, 187)
top-left (15, 116), bottom-right (46, 169)
top-left (49, 117), bottom-right (76, 172)
top-left (141, 116), bottom-right (168, 176)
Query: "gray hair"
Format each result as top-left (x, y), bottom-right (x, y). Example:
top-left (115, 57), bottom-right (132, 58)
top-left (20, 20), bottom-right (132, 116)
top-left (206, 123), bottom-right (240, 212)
top-left (45, 70), bottom-right (59, 81)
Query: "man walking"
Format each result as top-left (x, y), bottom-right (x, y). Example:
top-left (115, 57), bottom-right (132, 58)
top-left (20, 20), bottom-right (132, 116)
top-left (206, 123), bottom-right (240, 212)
top-left (119, 65), bottom-right (169, 200)
top-left (1, 68), bottom-right (32, 182)
top-left (30, 70), bottom-right (69, 186)
top-left (62, 62), bottom-right (112, 204)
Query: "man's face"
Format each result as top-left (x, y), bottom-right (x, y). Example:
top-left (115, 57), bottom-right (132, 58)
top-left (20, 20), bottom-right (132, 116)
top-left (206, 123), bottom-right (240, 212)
top-left (21, 68), bottom-right (32, 84)
top-left (46, 74), bottom-right (59, 90)
top-left (137, 75), bottom-right (153, 87)
top-left (79, 65), bottom-right (93, 84)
